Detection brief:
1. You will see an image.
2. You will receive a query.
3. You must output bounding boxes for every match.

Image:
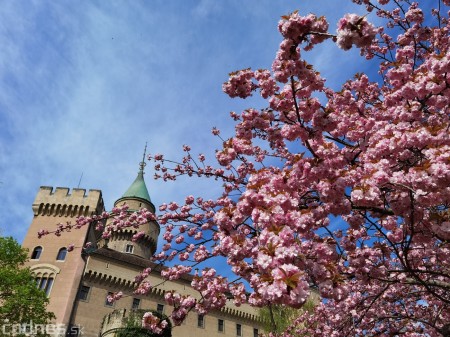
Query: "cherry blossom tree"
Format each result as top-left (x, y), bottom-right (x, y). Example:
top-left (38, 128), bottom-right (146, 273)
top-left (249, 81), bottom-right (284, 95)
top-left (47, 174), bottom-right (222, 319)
top-left (54, 0), bottom-right (449, 336)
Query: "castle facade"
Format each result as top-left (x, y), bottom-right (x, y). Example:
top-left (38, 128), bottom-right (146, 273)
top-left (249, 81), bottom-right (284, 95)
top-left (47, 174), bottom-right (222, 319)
top-left (21, 163), bottom-right (262, 337)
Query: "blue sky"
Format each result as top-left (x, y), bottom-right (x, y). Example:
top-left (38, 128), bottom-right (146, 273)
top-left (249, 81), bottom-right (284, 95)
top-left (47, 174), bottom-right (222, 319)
top-left (0, 1), bottom-right (372, 243)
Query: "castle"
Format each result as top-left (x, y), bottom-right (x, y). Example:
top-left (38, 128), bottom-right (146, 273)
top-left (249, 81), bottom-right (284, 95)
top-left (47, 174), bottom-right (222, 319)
top-left (21, 160), bottom-right (262, 337)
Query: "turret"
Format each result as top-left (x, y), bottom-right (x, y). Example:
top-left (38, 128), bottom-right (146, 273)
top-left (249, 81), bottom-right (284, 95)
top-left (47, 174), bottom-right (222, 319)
top-left (104, 147), bottom-right (160, 259)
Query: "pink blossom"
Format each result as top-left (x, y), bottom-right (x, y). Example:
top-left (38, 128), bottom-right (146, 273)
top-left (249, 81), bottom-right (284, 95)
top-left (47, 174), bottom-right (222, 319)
top-left (336, 14), bottom-right (377, 50)
top-left (142, 312), bottom-right (168, 334)
top-left (106, 291), bottom-right (123, 304)
top-left (222, 68), bottom-right (255, 98)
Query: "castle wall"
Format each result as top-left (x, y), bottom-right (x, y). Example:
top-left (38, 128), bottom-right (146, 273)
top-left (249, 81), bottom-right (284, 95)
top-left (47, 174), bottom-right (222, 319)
top-left (70, 253), bottom-right (263, 337)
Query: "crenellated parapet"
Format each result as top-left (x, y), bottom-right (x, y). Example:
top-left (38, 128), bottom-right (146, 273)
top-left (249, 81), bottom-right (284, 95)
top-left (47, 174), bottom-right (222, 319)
top-left (219, 306), bottom-right (262, 323)
top-left (32, 186), bottom-right (104, 217)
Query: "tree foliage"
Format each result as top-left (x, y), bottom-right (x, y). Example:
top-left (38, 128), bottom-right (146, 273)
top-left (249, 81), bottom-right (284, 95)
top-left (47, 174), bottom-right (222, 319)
top-left (50, 0), bottom-right (449, 336)
top-left (0, 237), bottom-right (55, 336)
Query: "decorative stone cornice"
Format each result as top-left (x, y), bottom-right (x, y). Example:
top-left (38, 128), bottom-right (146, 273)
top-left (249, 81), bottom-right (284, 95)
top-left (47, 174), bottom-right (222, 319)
top-left (30, 263), bottom-right (61, 274)
top-left (219, 306), bottom-right (261, 322)
top-left (83, 269), bottom-right (165, 297)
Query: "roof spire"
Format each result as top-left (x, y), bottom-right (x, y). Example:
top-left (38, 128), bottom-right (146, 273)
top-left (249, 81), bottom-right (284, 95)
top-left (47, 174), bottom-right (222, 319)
top-left (117, 144), bottom-right (152, 204)
top-left (139, 142), bottom-right (147, 173)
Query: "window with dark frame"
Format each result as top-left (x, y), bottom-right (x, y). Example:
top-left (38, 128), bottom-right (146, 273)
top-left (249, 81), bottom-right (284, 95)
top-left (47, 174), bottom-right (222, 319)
top-left (197, 314), bottom-right (205, 328)
top-left (56, 247), bottom-right (67, 261)
top-left (236, 323), bottom-right (242, 337)
top-left (31, 246), bottom-right (42, 260)
top-left (157, 303), bottom-right (164, 314)
top-left (44, 278), bottom-right (54, 296)
top-left (78, 285), bottom-right (90, 301)
top-left (125, 244), bottom-right (134, 253)
top-left (253, 328), bottom-right (259, 337)
top-left (218, 319), bottom-right (224, 332)
top-left (36, 276), bottom-right (54, 297)
top-left (132, 298), bottom-right (140, 310)
top-left (105, 292), bottom-right (114, 306)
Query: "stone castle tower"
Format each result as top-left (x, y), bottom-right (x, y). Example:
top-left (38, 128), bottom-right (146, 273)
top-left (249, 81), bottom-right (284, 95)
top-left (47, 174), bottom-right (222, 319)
top-left (22, 186), bottom-right (104, 324)
top-left (21, 157), bottom-right (262, 337)
top-left (102, 159), bottom-right (160, 260)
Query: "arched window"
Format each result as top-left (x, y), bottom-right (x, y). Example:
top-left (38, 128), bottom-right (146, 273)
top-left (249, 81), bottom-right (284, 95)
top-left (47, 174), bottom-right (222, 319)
top-left (31, 246), bottom-right (42, 260)
top-left (56, 247), bottom-right (67, 261)
top-left (30, 264), bottom-right (60, 298)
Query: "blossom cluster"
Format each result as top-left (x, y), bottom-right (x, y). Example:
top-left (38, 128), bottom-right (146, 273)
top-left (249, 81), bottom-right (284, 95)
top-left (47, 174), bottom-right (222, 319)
top-left (106, 291), bottom-right (123, 304)
top-left (142, 312), bottom-right (168, 335)
top-left (336, 14), bottom-right (377, 50)
top-left (164, 292), bottom-right (196, 326)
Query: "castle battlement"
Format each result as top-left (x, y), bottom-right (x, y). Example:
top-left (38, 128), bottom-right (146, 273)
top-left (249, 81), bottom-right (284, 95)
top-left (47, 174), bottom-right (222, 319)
top-left (32, 186), bottom-right (104, 217)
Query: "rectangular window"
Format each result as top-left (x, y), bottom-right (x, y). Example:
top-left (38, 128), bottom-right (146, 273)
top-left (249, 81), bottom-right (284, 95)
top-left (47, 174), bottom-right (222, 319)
top-left (253, 328), bottom-right (259, 337)
top-left (197, 314), bottom-right (205, 328)
top-left (157, 303), bottom-right (164, 314)
top-left (78, 286), bottom-right (90, 301)
top-left (236, 323), bottom-right (242, 337)
top-left (125, 244), bottom-right (134, 253)
top-left (105, 292), bottom-right (114, 307)
top-left (218, 319), bottom-right (224, 332)
top-left (132, 298), bottom-right (141, 310)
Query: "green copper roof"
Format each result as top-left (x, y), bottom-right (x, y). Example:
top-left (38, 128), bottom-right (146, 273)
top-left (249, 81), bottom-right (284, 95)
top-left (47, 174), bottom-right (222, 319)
top-left (121, 170), bottom-right (152, 202)
top-left (119, 145), bottom-right (152, 204)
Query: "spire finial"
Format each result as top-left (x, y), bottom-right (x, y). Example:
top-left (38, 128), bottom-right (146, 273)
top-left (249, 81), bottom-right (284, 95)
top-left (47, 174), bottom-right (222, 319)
top-left (139, 142), bottom-right (147, 173)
